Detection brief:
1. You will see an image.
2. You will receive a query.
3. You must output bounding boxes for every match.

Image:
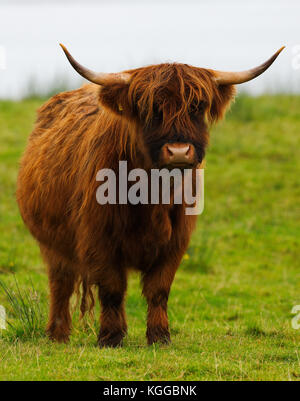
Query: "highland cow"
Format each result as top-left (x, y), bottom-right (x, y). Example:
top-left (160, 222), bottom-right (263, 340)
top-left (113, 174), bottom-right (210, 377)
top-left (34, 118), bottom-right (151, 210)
top-left (16, 45), bottom-right (284, 346)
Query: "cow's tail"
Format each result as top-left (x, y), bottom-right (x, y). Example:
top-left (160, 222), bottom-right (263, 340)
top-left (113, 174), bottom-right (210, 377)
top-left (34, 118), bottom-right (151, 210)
top-left (74, 274), bottom-right (95, 320)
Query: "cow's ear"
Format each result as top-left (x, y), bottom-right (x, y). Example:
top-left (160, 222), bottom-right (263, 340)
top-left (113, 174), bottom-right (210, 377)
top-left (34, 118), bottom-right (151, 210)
top-left (208, 84), bottom-right (236, 122)
top-left (98, 83), bottom-right (132, 118)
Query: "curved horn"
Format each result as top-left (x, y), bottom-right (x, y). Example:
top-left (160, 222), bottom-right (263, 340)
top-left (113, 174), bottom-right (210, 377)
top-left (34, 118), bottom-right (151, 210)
top-left (59, 44), bottom-right (131, 85)
top-left (212, 46), bottom-right (285, 85)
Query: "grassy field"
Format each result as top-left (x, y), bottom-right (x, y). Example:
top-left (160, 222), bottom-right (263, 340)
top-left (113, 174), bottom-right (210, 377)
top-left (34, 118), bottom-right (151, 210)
top-left (0, 94), bottom-right (299, 381)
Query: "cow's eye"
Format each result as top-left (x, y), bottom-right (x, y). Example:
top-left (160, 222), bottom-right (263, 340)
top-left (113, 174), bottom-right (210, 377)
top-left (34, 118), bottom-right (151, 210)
top-left (189, 101), bottom-right (206, 116)
top-left (152, 105), bottom-right (162, 122)
top-left (189, 104), bottom-right (198, 116)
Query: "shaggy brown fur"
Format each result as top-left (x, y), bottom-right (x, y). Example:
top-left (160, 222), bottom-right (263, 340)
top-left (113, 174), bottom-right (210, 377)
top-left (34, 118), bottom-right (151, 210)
top-left (17, 63), bottom-right (235, 346)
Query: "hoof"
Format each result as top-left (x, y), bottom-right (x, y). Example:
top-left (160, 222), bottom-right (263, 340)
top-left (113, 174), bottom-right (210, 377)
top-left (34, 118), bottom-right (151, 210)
top-left (97, 330), bottom-right (126, 348)
top-left (147, 326), bottom-right (171, 345)
top-left (46, 327), bottom-right (70, 343)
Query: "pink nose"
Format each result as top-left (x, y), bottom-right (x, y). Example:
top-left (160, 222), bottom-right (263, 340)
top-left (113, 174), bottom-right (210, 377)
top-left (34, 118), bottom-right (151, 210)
top-left (160, 143), bottom-right (196, 166)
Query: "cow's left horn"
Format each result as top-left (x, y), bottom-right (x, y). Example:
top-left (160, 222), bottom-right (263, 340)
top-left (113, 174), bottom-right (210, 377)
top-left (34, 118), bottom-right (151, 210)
top-left (60, 44), bottom-right (131, 85)
top-left (212, 46), bottom-right (285, 85)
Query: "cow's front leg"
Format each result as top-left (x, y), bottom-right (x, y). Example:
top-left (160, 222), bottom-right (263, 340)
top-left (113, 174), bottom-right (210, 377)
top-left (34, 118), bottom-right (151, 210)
top-left (97, 269), bottom-right (127, 348)
top-left (142, 262), bottom-right (178, 345)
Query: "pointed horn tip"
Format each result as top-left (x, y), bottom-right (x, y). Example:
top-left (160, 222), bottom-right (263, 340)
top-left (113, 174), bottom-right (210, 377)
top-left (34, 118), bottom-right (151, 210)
top-left (276, 46), bottom-right (286, 55)
top-left (59, 43), bottom-right (68, 54)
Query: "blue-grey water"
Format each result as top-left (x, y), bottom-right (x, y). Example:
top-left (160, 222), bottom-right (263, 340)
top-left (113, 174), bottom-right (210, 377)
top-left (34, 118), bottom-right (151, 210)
top-left (0, 0), bottom-right (299, 98)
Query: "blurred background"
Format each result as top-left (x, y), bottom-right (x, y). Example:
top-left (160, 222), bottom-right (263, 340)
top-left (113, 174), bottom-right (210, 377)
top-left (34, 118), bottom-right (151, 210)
top-left (1, 0), bottom-right (300, 381)
top-left (0, 0), bottom-right (299, 99)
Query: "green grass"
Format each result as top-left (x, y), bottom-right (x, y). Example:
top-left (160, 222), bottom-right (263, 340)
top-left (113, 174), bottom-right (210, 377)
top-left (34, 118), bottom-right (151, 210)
top-left (0, 94), bottom-right (300, 381)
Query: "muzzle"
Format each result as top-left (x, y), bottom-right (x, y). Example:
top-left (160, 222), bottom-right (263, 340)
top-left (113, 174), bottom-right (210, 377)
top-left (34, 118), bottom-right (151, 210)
top-left (159, 143), bottom-right (197, 168)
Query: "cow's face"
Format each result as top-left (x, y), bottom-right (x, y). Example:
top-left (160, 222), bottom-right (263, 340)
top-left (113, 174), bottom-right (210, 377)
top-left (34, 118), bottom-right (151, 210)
top-left (131, 64), bottom-right (211, 168)
top-left (60, 44), bottom-right (284, 168)
top-left (99, 64), bottom-right (235, 168)
top-left (131, 64), bottom-right (235, 169)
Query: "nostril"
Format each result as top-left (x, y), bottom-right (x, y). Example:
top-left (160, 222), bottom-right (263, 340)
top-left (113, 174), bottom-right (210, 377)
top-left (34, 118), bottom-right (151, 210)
top-left (166, 146), bottom-right (174, 156)
top-left (185, 145), bottom-right (191, 156)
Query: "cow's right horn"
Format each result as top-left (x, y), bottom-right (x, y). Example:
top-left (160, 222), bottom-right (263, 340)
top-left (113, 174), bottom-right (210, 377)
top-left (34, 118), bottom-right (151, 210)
top-left (60, 44), bottom-right (131, 86)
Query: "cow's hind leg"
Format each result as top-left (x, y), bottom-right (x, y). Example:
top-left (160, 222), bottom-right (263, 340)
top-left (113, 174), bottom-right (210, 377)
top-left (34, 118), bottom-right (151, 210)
top-left (97, 268), bottom-right (127, 348)
top-left (41, 246), bottom-right (76, 343)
